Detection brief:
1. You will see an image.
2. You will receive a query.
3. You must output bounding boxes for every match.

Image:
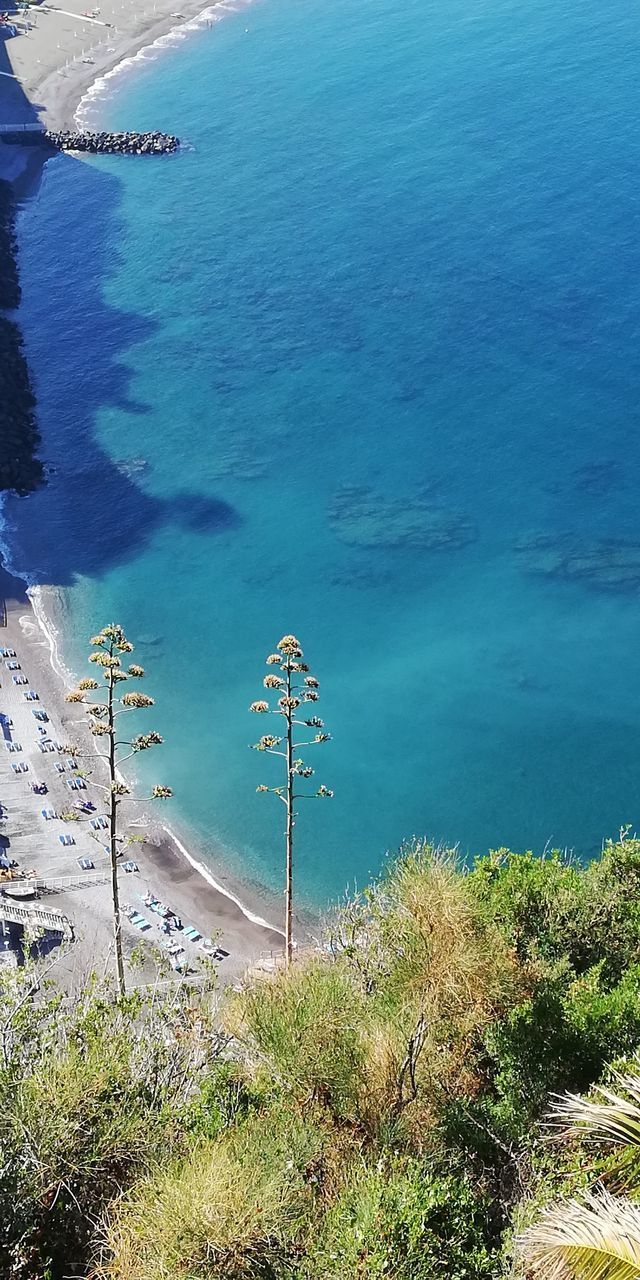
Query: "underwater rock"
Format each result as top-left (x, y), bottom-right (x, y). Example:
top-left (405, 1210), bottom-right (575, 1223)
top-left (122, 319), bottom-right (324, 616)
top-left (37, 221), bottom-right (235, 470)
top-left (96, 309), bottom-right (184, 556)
top-left (329, 563), bottom-right (395, 590)
top-left (329, 484), bottom-right (475, 552)
top-left (516, 532), bottom-right (640, 592)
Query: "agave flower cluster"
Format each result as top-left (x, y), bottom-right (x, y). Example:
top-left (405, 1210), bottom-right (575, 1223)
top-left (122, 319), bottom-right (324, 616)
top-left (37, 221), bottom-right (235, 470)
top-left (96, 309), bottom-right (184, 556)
top-left (65, 623), bottom-right (172, 801)
top-left (250, 634), bottom-right (333, 801)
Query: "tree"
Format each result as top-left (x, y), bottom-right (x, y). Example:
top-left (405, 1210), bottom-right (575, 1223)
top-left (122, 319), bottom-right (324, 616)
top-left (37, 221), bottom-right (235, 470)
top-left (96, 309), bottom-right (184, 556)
top-left (250, 635), bottom-right (332, 967)
top-left (518, 1073), bottom-right (640, 1280)
top-left (65, 624), bottom-right (172, 997)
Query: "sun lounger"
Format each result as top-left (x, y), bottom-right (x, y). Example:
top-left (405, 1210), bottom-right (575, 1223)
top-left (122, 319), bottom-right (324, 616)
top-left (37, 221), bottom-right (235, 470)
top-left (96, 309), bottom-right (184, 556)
top-left (183, 926), bottom-right (202, 942)
top-left (129, 914), bottom-right (150, 931)
top-left (55, 762), bottom-right (66, 773)
top-left (59, 834), bottom-right (75, 846)
top-left (122, 859), bottom-right (139, 873)
top-left (1, 648), bottom-right (16, 658)
top-left (12, 676), bottom-right (27, 685)
top-left (24, 691), bottom-right (38, 701)
top-left (5, 660), bottom-right (19, 670)
top-left (77, 856), bottom-right (94, 870)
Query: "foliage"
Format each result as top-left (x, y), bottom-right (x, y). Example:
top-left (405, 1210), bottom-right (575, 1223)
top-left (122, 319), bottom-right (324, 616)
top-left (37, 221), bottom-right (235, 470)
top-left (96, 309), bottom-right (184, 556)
top-left (4, 837), bottom-right (640, 1278)
top-left (302, 1161), bottom-right (498, 1280)
top-left (0, 969), bottom-right (218, 1279)
top-left (97, 1112), bottom-right (327, 1280)
top-left (516, 1071), bottom-right (640, 1279)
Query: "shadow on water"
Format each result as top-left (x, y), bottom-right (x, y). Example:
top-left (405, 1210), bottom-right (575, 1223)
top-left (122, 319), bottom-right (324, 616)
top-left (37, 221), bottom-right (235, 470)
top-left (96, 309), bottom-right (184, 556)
top-left (1, 37), bottom-right (240, 585)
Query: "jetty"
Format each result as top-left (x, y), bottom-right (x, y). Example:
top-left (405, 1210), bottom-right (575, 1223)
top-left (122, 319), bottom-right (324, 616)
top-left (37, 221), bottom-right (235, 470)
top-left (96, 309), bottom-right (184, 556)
top-left (0, 123), bottom-right (180, 155)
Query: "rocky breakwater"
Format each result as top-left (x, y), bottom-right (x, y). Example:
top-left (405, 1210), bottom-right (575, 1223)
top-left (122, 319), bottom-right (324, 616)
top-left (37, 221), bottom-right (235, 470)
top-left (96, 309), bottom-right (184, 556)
top-left (44, 130), bottom-right (180, 156)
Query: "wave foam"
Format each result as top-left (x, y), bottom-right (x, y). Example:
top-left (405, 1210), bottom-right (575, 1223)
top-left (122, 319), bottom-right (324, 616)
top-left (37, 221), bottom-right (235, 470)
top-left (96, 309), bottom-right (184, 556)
top-left (75, 0), bottom-right (255, 128)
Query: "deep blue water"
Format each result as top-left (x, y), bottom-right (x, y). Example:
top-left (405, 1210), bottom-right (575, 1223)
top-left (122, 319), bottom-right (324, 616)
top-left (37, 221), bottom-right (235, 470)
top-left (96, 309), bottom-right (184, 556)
top-left (6, 0), bottom-right (640, 904)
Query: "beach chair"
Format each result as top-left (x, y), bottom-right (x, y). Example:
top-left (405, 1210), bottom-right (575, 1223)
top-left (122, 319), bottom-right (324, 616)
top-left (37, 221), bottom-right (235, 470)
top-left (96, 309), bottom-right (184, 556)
top-left (128, 913), bottom-right (149, 930)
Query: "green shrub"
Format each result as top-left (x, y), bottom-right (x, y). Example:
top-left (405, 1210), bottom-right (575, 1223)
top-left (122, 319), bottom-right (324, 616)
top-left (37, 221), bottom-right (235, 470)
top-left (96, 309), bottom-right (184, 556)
top-left (303, 1160), bottom-right (498, 1279)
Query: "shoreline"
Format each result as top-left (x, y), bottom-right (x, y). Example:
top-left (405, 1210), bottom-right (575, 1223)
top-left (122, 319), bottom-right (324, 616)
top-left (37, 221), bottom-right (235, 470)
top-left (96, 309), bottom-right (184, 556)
top-left (27, 580), bottom-right (287, 940)
top-left (0, 0), bottom-right (304, 984)
top-left (0, 558), bottom-right (287, 986)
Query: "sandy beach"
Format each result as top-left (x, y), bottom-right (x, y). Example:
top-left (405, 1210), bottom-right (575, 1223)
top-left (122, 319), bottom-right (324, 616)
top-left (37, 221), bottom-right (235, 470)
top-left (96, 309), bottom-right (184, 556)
top-left (0, 563), bottom-right (286, 987)
top-left (0, 0), bottom-right (298, 987)
top-left (0, 0), bottom-right (252, 181)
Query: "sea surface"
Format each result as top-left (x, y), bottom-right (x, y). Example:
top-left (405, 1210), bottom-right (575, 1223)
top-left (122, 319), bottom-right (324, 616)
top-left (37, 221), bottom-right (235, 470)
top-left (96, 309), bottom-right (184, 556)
top-left (5, 0), bottom-right (640, 904)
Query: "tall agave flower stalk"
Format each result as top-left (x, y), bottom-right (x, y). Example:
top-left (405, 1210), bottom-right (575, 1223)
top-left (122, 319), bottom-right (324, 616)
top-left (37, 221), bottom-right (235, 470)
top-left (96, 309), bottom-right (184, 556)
top-left (66, 624), bottom-right (172, 997)
top-left (250, 635), bottom-right (332, 967)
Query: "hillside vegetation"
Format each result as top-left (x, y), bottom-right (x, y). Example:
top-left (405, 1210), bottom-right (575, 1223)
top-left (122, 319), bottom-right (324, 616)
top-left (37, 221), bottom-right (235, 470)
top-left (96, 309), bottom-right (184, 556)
top-left (3, 835), bottom-right (640, 1279)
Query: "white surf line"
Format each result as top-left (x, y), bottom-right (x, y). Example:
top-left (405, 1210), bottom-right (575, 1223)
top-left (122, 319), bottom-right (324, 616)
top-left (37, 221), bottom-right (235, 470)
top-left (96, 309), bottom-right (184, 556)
top-left (164, 823), bottom-right (285, 939)
top-left (0, 72), bottom-right (20, 79)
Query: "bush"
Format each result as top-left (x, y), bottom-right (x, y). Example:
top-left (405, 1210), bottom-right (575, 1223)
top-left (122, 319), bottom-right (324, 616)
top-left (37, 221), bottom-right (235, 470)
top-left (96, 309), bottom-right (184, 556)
top-left (303, 1160), bottom-right (498, 1279)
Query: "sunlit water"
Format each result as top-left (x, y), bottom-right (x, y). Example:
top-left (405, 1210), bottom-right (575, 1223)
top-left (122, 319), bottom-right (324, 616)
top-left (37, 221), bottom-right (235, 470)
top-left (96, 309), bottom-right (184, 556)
top-left (5, 0), bottom-right (640, 904)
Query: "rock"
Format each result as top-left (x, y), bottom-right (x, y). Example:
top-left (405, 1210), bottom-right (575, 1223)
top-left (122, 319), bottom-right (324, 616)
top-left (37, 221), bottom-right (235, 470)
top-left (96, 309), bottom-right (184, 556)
top-left (328, 484), bottom-right (476, 552)
top-left (43, 130), bottom-right (180, 156)
top-left (515, 532), bottom-right (640, 593)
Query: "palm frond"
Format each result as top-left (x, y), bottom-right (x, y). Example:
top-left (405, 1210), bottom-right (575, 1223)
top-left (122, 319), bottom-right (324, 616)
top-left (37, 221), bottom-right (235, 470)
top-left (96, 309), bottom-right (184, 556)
top-left (518, 1188), bottom-right (640, 1280)
top-left (549, 1073), bottom-right (640, 1147)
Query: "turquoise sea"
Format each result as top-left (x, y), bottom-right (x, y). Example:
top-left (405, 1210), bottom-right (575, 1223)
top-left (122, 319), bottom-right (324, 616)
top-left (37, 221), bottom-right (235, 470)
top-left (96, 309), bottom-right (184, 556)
top-left (5, 0), bottom-right (640, 905)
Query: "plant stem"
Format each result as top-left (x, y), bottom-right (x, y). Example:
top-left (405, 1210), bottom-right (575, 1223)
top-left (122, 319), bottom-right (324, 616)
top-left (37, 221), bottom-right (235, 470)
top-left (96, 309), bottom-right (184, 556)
top-left (107, 647), bottom-right (125, 997)
top-left (285, 660), bottom-right (294, 968)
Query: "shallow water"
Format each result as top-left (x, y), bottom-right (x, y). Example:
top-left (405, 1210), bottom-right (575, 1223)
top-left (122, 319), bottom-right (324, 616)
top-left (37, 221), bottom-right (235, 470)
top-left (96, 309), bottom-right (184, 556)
top-left (6, 0), bottom-right (640, 903)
